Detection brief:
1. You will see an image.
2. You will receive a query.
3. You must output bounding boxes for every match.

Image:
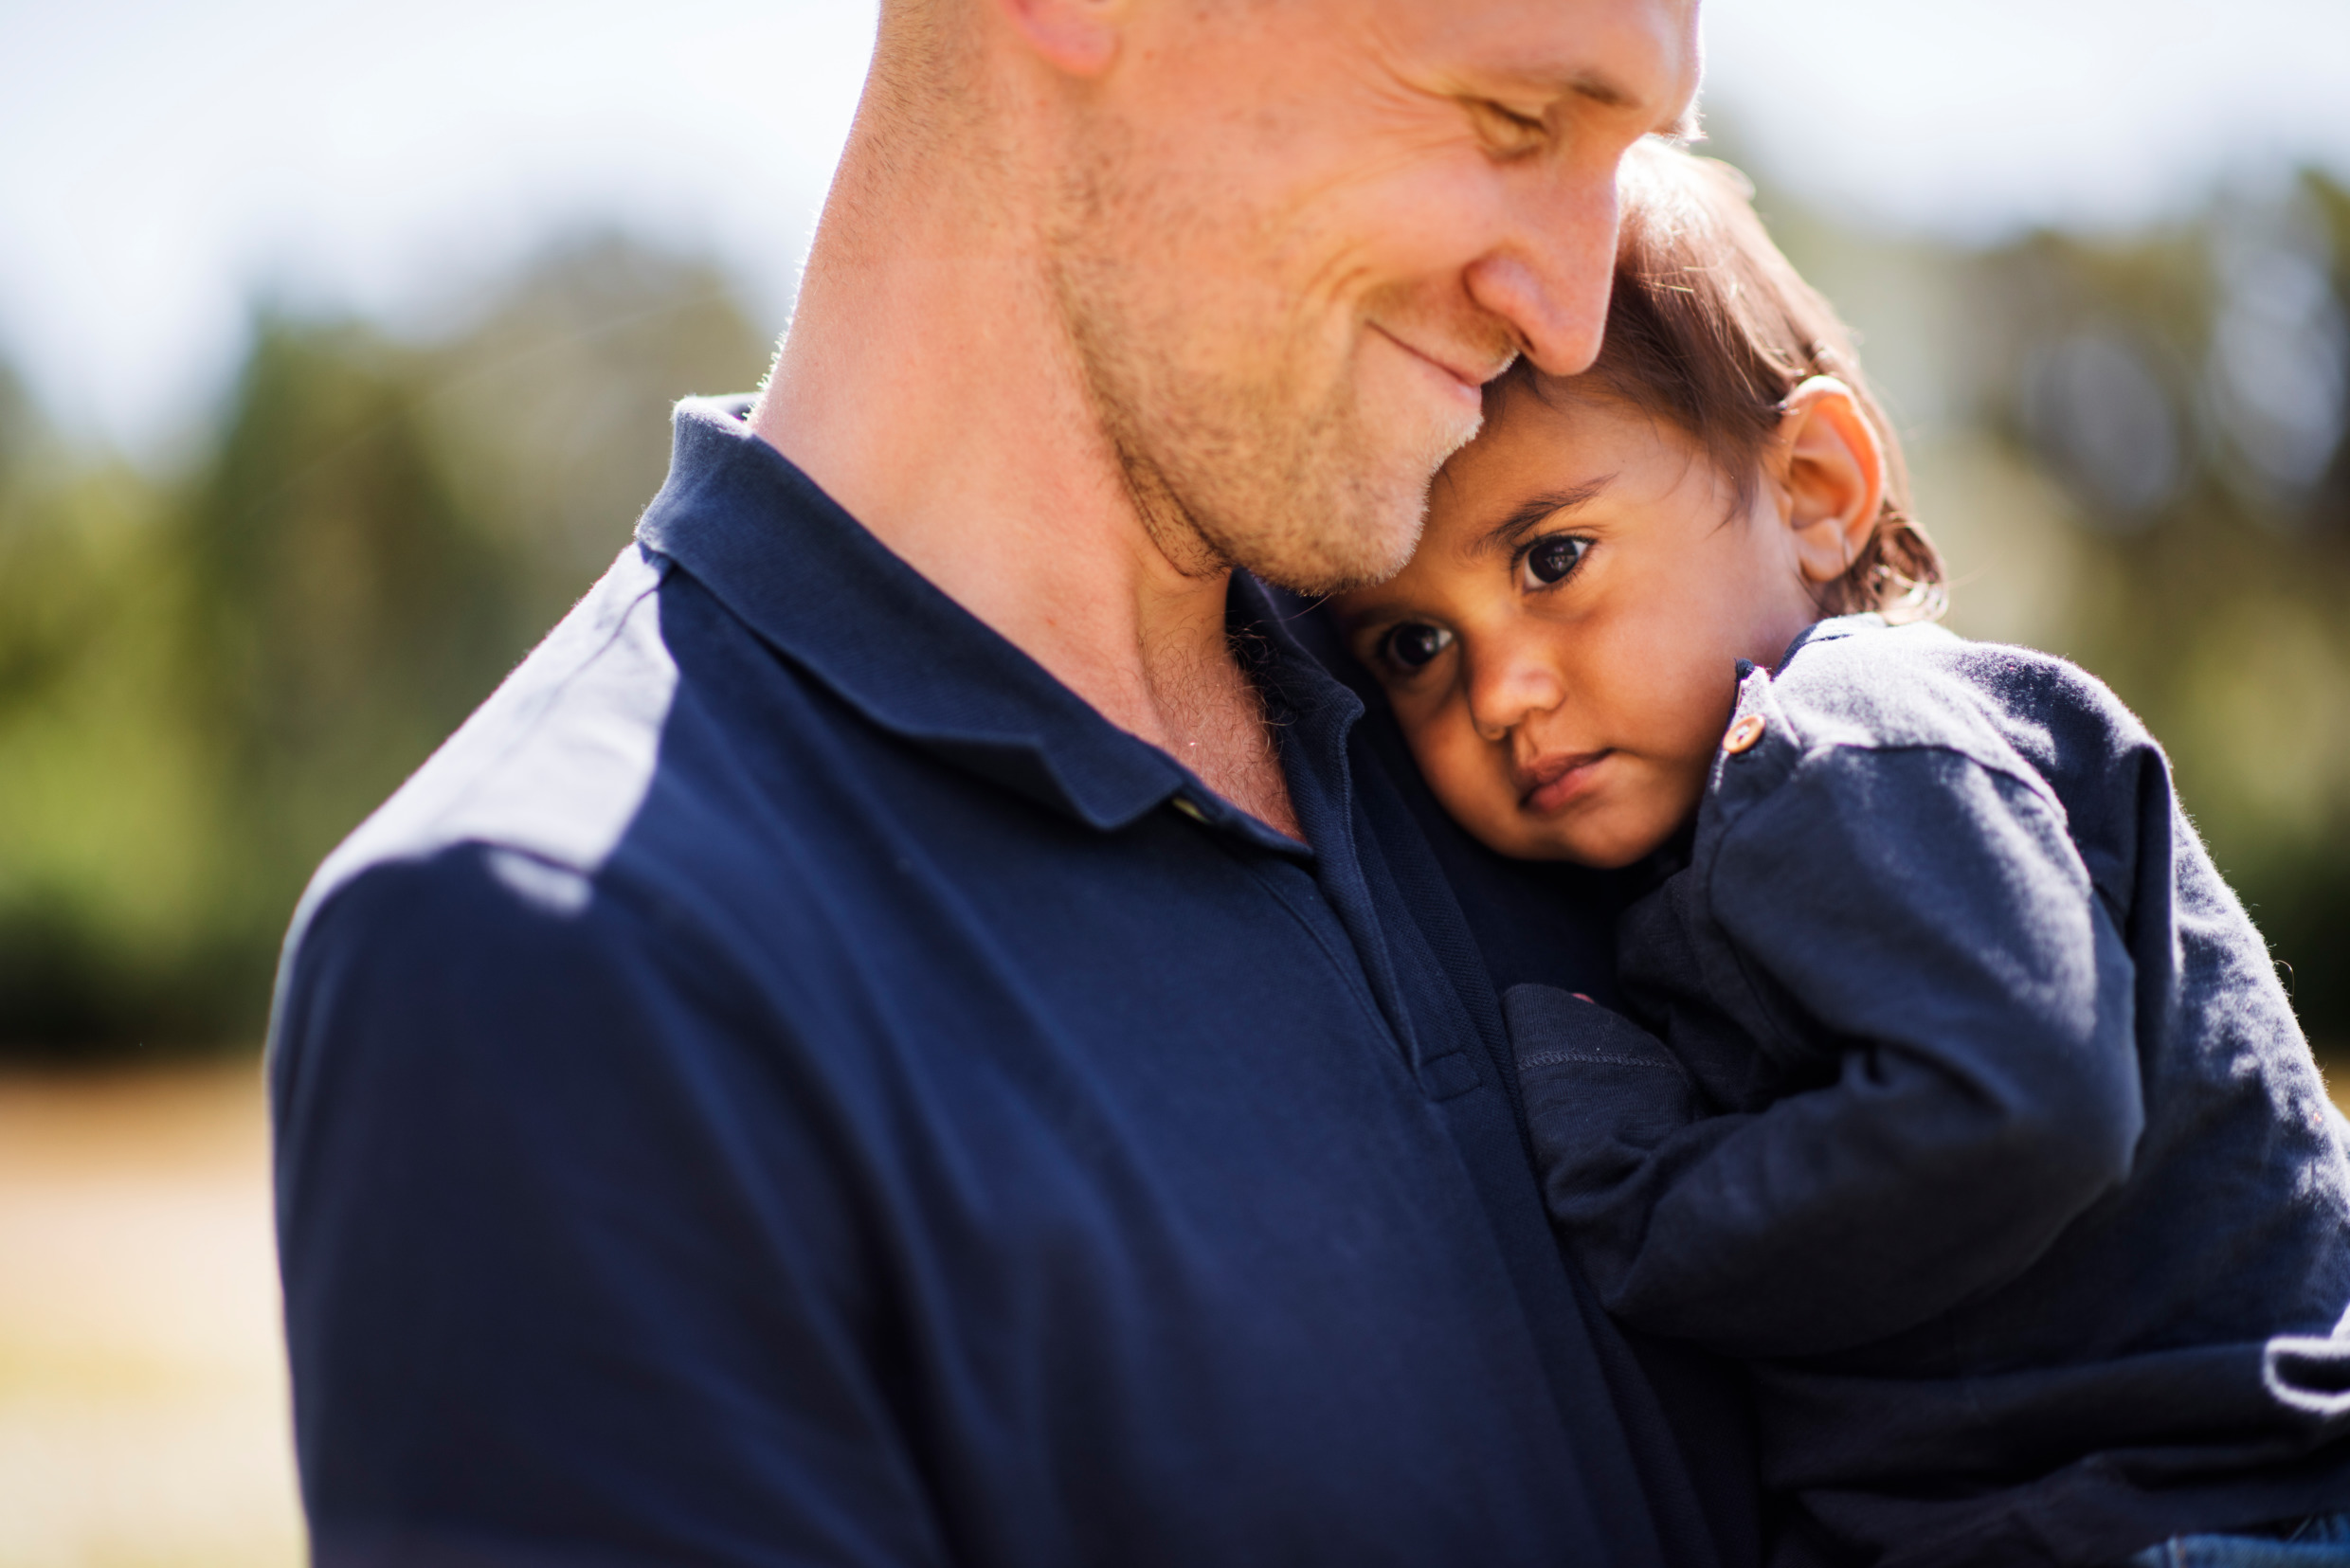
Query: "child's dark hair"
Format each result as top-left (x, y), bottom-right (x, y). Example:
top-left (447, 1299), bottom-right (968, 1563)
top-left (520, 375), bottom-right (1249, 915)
top-left (1497, 140), bottom-right (1946, 622)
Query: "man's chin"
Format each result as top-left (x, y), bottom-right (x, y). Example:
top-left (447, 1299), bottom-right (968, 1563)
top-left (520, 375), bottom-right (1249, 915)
top-left (1237, 514), bottom-right (1426, 598)
top-left (1226, 472), bottom-right (1437, 597)
top-left (1163, 403), bottom-right (1455, 594)
top-left (1261, 413), bottom-right (1482, 594)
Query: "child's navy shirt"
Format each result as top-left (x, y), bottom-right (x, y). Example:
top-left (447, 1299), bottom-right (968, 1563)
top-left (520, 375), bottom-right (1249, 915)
top-left (1510, 615), bottom-right (2350, 1568)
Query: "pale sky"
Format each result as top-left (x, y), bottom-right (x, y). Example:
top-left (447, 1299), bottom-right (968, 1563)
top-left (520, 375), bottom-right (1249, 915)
top-left (4, 0), bottom-right (2348, 454)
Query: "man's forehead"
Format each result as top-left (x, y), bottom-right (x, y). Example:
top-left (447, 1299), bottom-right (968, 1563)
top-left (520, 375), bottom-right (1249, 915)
top-left (1375, 0), bottom-right (1702, 134)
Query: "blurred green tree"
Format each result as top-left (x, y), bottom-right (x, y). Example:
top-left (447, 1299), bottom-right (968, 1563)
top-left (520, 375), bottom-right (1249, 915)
top-left (173, 315), bottom-right (525, 1024)
top-left (1962, 174), bottom-right (2350, 1046)
top-left (0, 363), bottom-right (203, 1050)
top-left (0, 235), bottom-right (768, 1056)
top-left (423, 232), bottom-right (772, 623)
top-left (1762, 161), bottom-right (2350, 1050)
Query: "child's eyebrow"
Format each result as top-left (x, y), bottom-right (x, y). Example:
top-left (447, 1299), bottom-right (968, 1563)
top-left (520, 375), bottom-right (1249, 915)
top-left (1473, 478), bottom-right (1616, 556)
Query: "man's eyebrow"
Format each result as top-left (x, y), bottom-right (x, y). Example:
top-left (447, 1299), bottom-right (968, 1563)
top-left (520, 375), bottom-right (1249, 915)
top-left (1474, 478), bottom-right (1615, 555)
top-left (1494, 60), bottom-right (1701, 141)
top-left (1502, 67), bottom-right (1698, 138)
top-left (1569, 71), bottom-right (1644, 111)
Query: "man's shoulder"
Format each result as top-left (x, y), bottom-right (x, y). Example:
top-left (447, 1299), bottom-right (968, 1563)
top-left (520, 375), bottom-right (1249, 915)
top-left (269, 540), bottom-right (828, 1072)
top-left (292, 545), bottom-right (683, 941)
top-left (274, 533), bottom-right (853, 1019)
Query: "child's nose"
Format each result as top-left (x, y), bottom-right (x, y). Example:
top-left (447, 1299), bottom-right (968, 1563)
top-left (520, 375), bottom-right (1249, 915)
top-left (1466, 648), bottom-right (1567, 743)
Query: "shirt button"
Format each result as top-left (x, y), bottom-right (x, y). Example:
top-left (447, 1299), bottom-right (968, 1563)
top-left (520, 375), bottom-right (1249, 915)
top-left (1171, 796), bottom-right (1210, 823)
top-left (1723, 713), bottom-right (1767, 754)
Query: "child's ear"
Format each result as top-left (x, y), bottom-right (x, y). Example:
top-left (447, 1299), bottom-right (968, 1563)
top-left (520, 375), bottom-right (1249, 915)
top-left (1771, 377), bottom-right (1886, 587)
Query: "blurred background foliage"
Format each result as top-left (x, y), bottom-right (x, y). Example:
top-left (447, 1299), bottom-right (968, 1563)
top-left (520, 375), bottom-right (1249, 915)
top-left (3, 170), bottom-right (2350, 1059)
top-left (1764, 160), bottom-right (2350, 1048)
top-left (0, 235), bottom-right (768, 1056)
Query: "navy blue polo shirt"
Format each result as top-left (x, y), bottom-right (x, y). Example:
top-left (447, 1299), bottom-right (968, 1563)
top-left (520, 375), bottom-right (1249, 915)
top-left (270, 398), bottom-right (1749, 1568)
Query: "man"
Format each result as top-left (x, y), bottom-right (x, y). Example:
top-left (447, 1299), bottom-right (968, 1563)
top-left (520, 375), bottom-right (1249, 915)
top-left (272, 1), bottom-right (1735, 1563)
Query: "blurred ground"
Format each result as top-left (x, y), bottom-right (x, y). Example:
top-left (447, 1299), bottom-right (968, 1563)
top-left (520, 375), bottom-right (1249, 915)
top-left (0, 1061), bottom-right (301, 1568)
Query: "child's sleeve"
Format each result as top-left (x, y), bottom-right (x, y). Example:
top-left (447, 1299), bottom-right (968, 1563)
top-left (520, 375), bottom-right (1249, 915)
top-left (1512, 744), bottom-right (2143, 1361)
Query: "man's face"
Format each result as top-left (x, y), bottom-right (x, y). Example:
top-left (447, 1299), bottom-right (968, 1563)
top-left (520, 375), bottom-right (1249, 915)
top-left (1050, 0), bottom-right (1702, 594)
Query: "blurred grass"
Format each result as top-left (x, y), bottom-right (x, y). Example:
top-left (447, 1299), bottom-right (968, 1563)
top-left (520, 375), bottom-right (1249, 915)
top-left (0, 1059), bottom-right (300, 1568)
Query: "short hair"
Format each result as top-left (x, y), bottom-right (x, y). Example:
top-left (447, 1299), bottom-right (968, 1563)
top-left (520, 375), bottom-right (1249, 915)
top-left (1497, 139), bottom-right (1946, 622)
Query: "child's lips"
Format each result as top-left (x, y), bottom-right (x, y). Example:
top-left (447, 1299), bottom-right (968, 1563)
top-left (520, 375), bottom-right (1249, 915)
top-left (1517, 748), bottom-right (1613, 814)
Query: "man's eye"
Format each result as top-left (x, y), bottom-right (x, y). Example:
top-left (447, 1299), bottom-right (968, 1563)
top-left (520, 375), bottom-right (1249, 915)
top-left (1463, 99), bottom-right (1548, 156)
top-left (1380, 622), bottom-right (1455, 674)
top-left (1522, 535), bottom-right (1590, 588)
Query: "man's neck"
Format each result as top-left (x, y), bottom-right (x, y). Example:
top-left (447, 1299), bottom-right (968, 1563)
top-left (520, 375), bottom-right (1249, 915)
top-left (748, 116), bottom-right (1301, 839)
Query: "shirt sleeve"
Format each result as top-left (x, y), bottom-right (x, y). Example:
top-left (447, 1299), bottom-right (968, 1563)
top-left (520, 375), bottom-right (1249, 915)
top-left (271, 844), bottom-right (951, 1568)
top-left (1515, 746), bottom-right (2144, 1361)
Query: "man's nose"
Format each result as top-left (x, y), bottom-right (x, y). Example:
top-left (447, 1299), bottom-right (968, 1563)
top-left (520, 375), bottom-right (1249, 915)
top-left (1466, 643), bottom-right (1568, 743)
top-left (1464, 161), bottom-right (1620, 379)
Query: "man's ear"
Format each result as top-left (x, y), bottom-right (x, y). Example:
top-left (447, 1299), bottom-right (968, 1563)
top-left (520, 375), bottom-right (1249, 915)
top-left (994, 0), bottom-right (1124, 76)
top-left (1772, 376), bottom-right (1886, 586)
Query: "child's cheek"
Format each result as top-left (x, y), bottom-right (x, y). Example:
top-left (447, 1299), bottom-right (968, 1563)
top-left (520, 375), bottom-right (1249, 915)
top-left (1406, 692), bottom-right (1517, 850)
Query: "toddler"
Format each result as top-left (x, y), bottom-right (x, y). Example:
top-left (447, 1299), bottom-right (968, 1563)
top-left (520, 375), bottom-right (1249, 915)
top-left (1334, 142), bottom-right (2350, 1568)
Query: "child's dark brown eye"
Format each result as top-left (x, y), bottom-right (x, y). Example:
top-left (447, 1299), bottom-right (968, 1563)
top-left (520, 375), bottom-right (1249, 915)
top-left (1524, 535), bottom-right (1590, 586)
top-left (1380, 622), bottom-right (1455, 674)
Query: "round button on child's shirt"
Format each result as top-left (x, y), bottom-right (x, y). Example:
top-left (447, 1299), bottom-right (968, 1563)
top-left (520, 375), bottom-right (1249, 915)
top-left (1723, 713), bottom-right (1767, 754)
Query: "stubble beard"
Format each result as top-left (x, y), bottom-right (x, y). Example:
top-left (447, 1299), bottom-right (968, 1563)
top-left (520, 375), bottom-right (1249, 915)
top-left (1048, 153), bottom-right (1476, 597)
top-left (1076, 305), bottom-right (1469, 597)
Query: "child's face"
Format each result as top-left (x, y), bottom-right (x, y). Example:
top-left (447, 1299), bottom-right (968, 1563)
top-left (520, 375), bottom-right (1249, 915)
top-left (1334, 387), bottom-right (1831, 868)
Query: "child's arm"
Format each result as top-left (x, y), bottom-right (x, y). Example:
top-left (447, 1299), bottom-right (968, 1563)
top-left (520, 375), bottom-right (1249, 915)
top-left (1514, 745), bottom-right (2144, 1361)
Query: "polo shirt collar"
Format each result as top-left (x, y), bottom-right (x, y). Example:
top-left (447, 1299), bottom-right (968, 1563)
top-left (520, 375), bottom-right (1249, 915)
top-left (635, 397), bottom-right (1353, 853)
